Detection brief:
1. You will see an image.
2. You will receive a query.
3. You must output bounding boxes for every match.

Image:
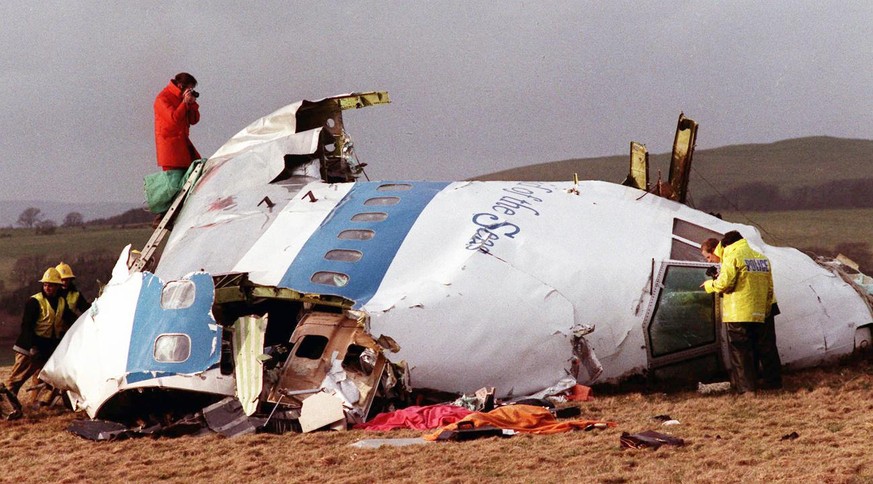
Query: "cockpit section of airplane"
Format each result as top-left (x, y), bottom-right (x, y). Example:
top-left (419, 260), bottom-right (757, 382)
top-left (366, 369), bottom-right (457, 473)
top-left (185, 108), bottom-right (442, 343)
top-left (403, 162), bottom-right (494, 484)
top-left (40, 91), bottom-right (873, 437)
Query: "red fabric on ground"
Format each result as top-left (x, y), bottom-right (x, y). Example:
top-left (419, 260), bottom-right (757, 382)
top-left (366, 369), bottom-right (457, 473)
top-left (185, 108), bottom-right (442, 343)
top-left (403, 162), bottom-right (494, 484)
top-left (424, 404), bottom-right (617, 441)
top-left (355, 404), bottom-right (473, 431)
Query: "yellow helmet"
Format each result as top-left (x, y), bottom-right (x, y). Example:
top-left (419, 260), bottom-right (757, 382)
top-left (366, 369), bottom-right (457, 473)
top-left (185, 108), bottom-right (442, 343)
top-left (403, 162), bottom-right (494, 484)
top-left (55, 262), bottom-right (75, 279)
top-left (39, 267), bottom-right (64, 285)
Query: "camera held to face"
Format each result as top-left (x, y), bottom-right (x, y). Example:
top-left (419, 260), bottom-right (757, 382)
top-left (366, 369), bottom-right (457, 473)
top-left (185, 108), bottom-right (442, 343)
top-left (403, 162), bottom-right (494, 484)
top-left (705, 266), bottom-right (719, 279)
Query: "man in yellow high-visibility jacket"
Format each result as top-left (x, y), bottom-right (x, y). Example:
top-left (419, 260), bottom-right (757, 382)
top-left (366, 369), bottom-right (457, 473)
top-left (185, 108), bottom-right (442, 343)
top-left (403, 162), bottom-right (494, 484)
top-left (702, 231), bottom-right (781, 393)
top-left (4, 268), bottom-right (74, 402)
top-left (55, 262), bottom-right (90, 318)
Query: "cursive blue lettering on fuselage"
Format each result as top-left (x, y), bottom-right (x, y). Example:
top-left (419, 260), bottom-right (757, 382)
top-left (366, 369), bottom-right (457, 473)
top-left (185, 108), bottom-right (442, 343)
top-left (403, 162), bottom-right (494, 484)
top-left (465, 182), bottom-right (556, 252)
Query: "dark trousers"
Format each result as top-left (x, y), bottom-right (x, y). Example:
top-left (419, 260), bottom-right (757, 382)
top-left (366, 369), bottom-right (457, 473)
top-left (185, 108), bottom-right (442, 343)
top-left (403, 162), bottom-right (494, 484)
top-left (758, 313), bottom-right (783, 389)
top-left (726, 319), bottom-right (782, 393)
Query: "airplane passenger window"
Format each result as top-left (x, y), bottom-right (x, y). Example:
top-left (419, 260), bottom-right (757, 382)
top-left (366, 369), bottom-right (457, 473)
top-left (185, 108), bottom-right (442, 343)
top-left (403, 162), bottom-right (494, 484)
top-left (351, 212), bottom-right (388, 222)
top-left (648, 266), bottom-right (716, 357)
top-left (324, 249), bottom-right (363, 262)
top-left (311, 271), bottom-right (350, 287)
top-left (338, 229), bottom-right (374, 240)
top-left (377, 183), bottom-right (412, 191)
top-left (295, 335), bottom-right (329, 360)
top-left (161, 280), bottom-right (196, 309)
top-left (363, 197), bottom-right (400, 206)
top-left (154, 334), bottom-right (191, 363)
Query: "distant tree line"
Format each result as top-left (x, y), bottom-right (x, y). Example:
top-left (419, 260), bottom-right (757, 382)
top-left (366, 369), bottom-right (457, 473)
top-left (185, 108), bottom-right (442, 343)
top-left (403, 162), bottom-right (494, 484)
top-left (85, 208), bottom-right (153, 227)
top-left (16, 207), bottom-right (61, 235)
top-left (697, 178), bottom-right (873, 212)
top-left (14, 207), bottom-right (152, 233)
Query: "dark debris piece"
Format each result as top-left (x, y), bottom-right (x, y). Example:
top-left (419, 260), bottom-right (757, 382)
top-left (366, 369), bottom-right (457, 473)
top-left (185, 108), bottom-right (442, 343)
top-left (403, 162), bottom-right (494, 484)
top-left (620, 430), bottom-right (685, 450)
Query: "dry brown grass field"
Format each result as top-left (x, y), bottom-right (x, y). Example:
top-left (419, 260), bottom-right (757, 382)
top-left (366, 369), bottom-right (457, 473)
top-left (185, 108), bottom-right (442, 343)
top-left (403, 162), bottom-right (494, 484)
top-left (3, 356), bottom-right (873, 483)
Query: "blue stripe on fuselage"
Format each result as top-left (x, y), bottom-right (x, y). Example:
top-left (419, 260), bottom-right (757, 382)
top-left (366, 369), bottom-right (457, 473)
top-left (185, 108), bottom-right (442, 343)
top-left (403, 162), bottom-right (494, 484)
top-left (278, 181), bottom-right (449, 308)
top-left (126, 272), bottom-right (221, 384)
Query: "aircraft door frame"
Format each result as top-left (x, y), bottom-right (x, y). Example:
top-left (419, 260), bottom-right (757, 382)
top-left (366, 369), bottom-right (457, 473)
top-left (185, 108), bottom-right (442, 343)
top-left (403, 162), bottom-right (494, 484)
top-left (643, 260), bottom-right (726, 381)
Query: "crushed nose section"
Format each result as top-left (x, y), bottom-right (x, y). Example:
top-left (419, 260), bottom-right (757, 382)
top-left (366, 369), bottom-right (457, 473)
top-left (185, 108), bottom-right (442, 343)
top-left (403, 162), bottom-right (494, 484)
top-left (265, 311), bottom-right (396, 431)
top-left (296, 91), bottom-right (390, 183)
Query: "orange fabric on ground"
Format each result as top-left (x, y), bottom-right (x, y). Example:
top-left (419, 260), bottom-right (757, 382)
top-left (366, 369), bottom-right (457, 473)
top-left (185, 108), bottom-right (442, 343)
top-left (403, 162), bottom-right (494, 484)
top-left (566, 384), bottom-right (593, 402)
top-left (424, 404), bottom-right (616, 441)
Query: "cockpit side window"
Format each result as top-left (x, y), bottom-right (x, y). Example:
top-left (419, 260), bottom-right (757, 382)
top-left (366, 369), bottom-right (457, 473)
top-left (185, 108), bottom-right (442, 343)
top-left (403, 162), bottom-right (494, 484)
top-left (671, 219), bottom-right (723, 262)
top-left (648, 265), bottom-right (716, 357)
top-left (154, 334), bottom-right (192, 363)
top-left (161, 280), bottom-right (196, 309)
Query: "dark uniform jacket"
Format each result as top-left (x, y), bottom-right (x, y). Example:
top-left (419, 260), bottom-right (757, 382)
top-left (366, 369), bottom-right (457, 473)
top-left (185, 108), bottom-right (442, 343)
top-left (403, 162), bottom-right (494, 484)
top-left (13, 291), bottom-right (75, 357)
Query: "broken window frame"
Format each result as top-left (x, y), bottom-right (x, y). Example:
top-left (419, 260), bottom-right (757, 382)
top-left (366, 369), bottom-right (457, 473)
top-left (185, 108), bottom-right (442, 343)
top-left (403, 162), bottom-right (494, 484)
top-left (294, 334), bottom-right (330, 360)
top-left (268, 312), bottom-right (390, 424)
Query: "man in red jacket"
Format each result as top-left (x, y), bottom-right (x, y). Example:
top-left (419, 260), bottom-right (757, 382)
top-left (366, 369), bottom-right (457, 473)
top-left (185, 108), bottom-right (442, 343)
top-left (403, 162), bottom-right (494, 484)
top-left (154, 72), bottom-right (201, 171)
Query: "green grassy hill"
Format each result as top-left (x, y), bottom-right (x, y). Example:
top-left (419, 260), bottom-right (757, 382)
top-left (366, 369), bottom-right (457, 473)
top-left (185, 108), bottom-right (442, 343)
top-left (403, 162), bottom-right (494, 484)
top-left (0, 226), bottom-right (152, 289)
top-left (475, 136), bottom-right (873, 211)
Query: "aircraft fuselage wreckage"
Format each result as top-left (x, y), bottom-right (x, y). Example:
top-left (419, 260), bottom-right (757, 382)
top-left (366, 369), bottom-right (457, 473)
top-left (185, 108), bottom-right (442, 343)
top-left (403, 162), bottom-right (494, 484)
top-left (42, 92), bottom-right (873, 434)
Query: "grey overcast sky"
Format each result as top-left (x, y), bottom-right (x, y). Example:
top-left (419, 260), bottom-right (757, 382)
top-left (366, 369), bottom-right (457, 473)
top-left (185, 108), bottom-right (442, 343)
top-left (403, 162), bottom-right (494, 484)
top-left (2, 2), bottom-right (872, 204)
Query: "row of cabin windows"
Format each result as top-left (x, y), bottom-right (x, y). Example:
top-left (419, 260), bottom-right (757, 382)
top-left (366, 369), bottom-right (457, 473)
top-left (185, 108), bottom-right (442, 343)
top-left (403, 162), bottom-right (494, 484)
top-left (154, 216), bottom-right (722, 363)
top-left (310, 184), bottom-right (412, 287)
top-left (151, 187), bottom-right (416, 361)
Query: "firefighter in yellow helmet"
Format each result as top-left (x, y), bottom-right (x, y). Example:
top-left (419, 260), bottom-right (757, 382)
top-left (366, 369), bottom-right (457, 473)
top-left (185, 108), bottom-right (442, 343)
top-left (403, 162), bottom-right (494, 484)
top-left (55, 262), bottom-right (91, 318)
top-left (3, 268), bottom-right (75, 406)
